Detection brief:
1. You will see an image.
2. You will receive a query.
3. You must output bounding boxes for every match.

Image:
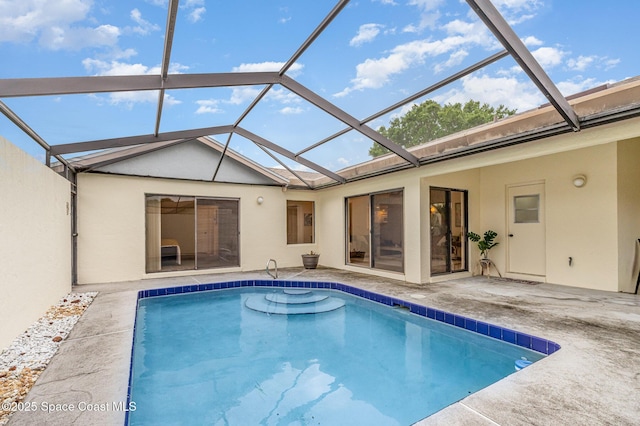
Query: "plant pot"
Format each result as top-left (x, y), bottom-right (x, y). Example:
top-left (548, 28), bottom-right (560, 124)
top-left (301, 254), bottom-right (320, 269)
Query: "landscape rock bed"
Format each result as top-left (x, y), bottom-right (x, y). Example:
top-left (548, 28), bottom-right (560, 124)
top-left (0, 292), bottom-right (97, 425)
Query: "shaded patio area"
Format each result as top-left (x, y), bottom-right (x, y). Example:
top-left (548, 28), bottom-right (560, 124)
top-left (8, 268), bottom-right (640, 425)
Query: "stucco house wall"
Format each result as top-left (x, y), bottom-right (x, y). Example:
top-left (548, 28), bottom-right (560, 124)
top-left (74, 120), bottom-right (640, 293)
top-left (76, 173), bottom-right (319, 284)
top-left (0, 137), bottom-right (71, 348)
top-left (479, 143), bottom-right (619, 291)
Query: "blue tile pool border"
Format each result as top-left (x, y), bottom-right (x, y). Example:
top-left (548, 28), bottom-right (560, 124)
top-left (125, 279), bottom-right (560, 424)
top-left (135, 279), bottom-right (561, 355)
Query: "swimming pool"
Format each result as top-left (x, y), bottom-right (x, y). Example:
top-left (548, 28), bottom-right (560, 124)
top-left (126, 280), bottom-right (559, 425)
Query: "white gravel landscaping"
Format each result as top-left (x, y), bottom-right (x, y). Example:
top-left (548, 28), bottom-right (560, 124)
top-left (0, 292), bottom-right (97, 425)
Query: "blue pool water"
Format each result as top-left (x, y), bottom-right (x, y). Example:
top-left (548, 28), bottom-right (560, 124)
top-left (128, 283), bottom-right (552, 425)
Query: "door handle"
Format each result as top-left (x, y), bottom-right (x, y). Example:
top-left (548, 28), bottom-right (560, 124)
top-left (509, 234), bottom-right (514, 237)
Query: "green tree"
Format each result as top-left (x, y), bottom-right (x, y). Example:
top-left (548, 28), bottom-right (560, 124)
top-left (370, 100), bottom-right (516, 157)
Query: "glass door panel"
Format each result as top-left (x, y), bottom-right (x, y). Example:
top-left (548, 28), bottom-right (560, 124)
top-left (346, 196), bottom-right (370, 266)
top-left (430, 188), bottom-right (467, 275)
top-left (196, 199), bottom-right (239, 269)
top-left (146, 195), bottom-right (239, 272)
top-left (450, 190), bottom-right (467, 272)
top-left (372, 191), bottom-right (403, 272)
top-left (158, 196), bottom-right (195, 272)
top-left (430, 189), bottom-right (449, 274)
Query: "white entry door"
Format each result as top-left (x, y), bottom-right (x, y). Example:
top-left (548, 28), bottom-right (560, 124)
top-left (507, 183), bottom-right (546, 276)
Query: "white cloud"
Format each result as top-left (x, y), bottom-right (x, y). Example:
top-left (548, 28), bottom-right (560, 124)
top-left (0, 0), bottom-right (91, 44)
top-left (195, 99), bottom-right (223, 114)
top-left (82, 58), bottom-right (186, 106)
top-left (522, 35), bottom-right (543, 47)
top-left (566, 55), bottom-right (620, 72)
top-left (82, 58), bottom-right (188, 76)
top-left (335, 34), bottom-right (489, 97)
top-left (403, 0), bottom-right (444, 32)
top-left (566, 55), bottom-right (595, 72)
top-left (266, 87), bottom-right (301, 104)
top-left (441, 19), bottom-right (496, 47)
top-left (434, 49), bottom-right (468, 74)
top-left (182, 0), bottom-right (206, 22)
top-left (493, 0), bottom-right (541, 10)
top-left (337, 157), bottom-right (350, 166)
top-left (41, 24), bottom-right (121, 50)
top-left (108, 90), bottom-right (181, 108)
top-left (603, 58), bottom-right (621, 70)
top-left (0, 1), bottom-right (164, 51)
top-left (350, 24), bottom-right (383, 47)
top-left (280, 106), bottom-right (304, 115)
top-left (491, 0), bottom-right (542, 25)
top-left (130, 9), bottom-right (160, 35)
top-left (531, 46), bottom-right (565, 68)
top-left (188, 7), bottom-right (206, 23)
top-left (229, 87), bottom-right (263, 105)
top-left (434, 74), bottom-right (544, 112)
top-left (112, 48), bottom-right (138, 60)
top-left (556, 77), bottom-right (613, 97)
top-left (335, 4), bottom-right (511, 98)
top-left (232, 61), bottom-right (304, 77)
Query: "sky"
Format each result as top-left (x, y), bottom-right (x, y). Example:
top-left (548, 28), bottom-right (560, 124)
top-left (1, 0), bottom-right (638, 173)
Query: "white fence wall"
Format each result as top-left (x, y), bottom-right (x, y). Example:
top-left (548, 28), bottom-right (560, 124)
top-left (0, 137), bottom-right (71, 349)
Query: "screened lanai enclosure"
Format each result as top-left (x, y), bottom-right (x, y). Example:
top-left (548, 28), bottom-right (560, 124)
top-left (2, 0), bottom-right (640, 290)
top-left (6, 0), bottom-right (636, 189)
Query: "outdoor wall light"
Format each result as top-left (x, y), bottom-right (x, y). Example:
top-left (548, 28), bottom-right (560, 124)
top-left (257, 196), bottom-right (264, 205)
top-left (572, 174), bottom-right (587, 188)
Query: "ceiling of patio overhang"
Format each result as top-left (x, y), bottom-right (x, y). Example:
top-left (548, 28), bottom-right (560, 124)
top-left (1, 0), bottom-right (638, 188)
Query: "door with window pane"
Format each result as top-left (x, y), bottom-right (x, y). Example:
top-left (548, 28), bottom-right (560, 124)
top-left (430, 188), bottom-right (467, 275)
top-left (507, 183), bottom-right (545, 276)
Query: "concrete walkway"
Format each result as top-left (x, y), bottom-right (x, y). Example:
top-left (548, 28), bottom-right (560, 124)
top-left (8, 268), bottom-right (640, 425)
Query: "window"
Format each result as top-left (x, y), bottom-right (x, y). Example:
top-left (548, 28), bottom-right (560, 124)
top-left (514, 195), bottom-right (539, 223)
top-left (346, 190), bottom-right (403, 273)
top-left (145, 195), bottom-right (239, 272)
top-left (286, 201), bottom-right (314, 244)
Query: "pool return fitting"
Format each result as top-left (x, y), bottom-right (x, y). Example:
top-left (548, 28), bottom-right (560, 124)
top-left (266, 258), bottom-right (278, 279)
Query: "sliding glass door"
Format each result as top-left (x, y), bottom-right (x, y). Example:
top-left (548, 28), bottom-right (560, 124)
top-left (430, 187), bottom-right (467, 275)
top-left (145, 195), bottom-right (239, 272)
top-left (346, 190), bottom-right (404, 273)
top-left (346, 195), bottom-right (370, 267)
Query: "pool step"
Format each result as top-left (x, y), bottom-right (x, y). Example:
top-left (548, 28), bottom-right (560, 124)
top-left (245, 289), bottom-right (345, 315)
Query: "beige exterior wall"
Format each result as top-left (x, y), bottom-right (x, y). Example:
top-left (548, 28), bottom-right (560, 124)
top-left (0, 137), bottom-right (71, 349)
top-left (316, 169), bottom-right (423, 282)
top-left (76, 173), bottom-right (320, 284)
top-left (617, 137), bottom-right (640, 292)
top-left (75, 118), bottom-right (640, 292)
top-left (479, 143), bottom-right (619, 291)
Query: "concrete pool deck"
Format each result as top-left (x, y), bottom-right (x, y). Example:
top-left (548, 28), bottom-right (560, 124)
top-left (7, 267), bottom-right (640, 425)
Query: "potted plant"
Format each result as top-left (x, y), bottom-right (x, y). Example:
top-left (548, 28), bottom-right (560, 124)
top-left (301, 251), bottom-right (320, 269)
top-left (467, 230), bottom-right (501, 277)
top-left (467, 230), bottom-right (499, 259)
